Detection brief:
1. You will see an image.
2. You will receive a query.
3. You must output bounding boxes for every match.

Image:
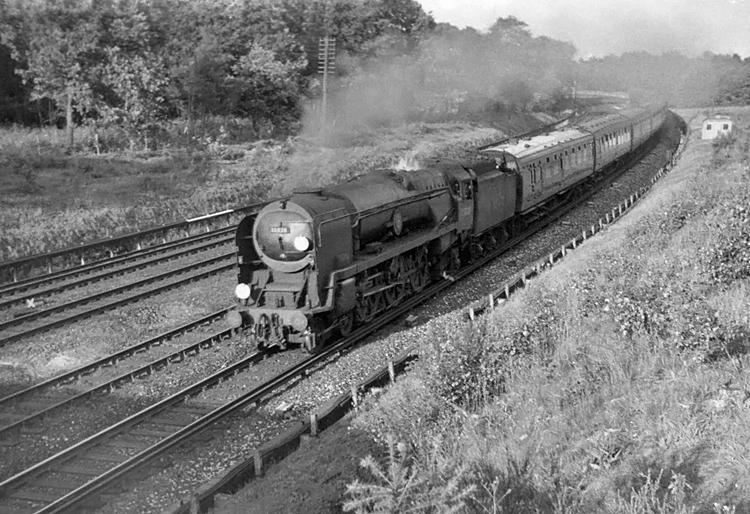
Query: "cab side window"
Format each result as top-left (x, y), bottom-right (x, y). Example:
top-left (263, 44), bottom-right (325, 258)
top-left (464, 181), bottom-right (473, 199)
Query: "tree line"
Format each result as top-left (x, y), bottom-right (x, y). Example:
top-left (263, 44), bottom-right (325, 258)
top-left (1, 0), bottom-right (748, 152)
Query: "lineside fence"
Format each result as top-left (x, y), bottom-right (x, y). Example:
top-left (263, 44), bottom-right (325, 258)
top-left (0, 202), bottom-right (268, 285)
top-left (164, 349), bottom-right (418, 514)
top-left (163, 113), bottom-right (688, 514)
top-left (467, 114), bottom-right (688, 320)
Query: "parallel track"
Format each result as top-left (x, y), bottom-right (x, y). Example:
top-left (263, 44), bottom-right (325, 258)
top-left (0, 115), bottom-right (683, 514)
top-left (0, 227), bottom-right (235, 302)
top-left (0, 253), bottom-right (235, 348)
top-left (0, 113), bottom-right (683, 514)
top-left (0, 309), bottom-right (234, 441)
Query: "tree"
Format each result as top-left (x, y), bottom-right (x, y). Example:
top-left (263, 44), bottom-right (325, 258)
top-left (2, 0), bottom-right (103, 149)
top-left (94, 0), bottom-right (170, 147)
top-left (230, 43), bottom-right (307, 137)
top-left (0, 42), bottom-right (26, 123)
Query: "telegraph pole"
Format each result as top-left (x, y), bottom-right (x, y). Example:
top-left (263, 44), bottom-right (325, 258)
top-left (318, 36), bottom-right (336, 126)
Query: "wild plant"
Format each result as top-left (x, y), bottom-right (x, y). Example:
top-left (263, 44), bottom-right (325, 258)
top-left (343, 435), bottom-right (474, 514)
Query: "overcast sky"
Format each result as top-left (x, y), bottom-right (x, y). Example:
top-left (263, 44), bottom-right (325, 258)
top-left (417, 0), bottom-right (750, 58)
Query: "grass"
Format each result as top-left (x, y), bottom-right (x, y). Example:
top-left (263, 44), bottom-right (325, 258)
top-left (0, 118), bottom-right (513, 262)
top-left (347, 108), bottom-right (750, 513)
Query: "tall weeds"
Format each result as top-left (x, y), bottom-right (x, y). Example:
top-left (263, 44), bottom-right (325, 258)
top-left (348, 111), bottom-right (750, 513)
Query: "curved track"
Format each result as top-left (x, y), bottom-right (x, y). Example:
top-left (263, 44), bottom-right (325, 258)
top-left (0, 113), bottom-right (685, 514)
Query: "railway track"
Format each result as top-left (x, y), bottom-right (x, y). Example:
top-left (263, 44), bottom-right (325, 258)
top-left (0, 256), bottom-right (473, 514)
top-left (0, 115), bottom-right (684, 514)
top-left (0, 202), bottom-right (272, 287)
top-left (0, 114), bottom-right (684, 513)
top-left (0, 227), bottom-right (236, 302)
top-left (0, 309), bottom-right (234, 443)
top-left (0, 251), bottom-right (236, 348)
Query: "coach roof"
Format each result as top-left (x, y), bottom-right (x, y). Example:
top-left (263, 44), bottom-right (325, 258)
top-left (479, 128), bottom-right (590, 160)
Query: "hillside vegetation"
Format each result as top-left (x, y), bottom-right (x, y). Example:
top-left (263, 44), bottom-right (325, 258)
top-left (337, 110), bottom-right (750, 513)
top-left (0, 119), bottom-right (549, 261)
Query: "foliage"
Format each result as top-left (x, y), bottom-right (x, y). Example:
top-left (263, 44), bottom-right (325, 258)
top-left (1, 0), bottom-right (103, 147)
top-left (611, 470), bottom-right (694, 514)
top-left (229, 43), bottom-right (307, 137)
top-left (343, 435), bottom-right (474, 514)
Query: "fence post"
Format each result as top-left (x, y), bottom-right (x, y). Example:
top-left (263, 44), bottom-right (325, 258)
top-left (310, 413), bottom-right (318, 437)
top-left (351, 384), bottom-right (358, 410)
top-left (388, 361), bottom-right (395, 383)
top-left (487, 293), bottom-right (494, 311)
top-left (468, 307), bottom-right (475, 321)
top-left (255, 450), bottom-right (263, 477)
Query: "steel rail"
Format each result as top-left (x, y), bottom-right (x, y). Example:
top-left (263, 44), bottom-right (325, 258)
top-left (0, 236), bottom-right (233, 311)
top-left (0, 201), bottom-right (268, 286)
top-left (0, 330), bottom-right (238, 441)
top-left (0, 253), bottom-right (233, 331)
top-left (0, 352), bottom-right (264, 498)
top-left (0, 310), bottom-right (233, 437)
top-left (0, 258), bottom-right (235, 348)
top-left (0, 267), bottom-right (449, 512)
top-left (0, 227), bottom-right (236, 299)
top-left (0, 142), bottom-right (673, 514)
top-left (0, 115), bottom-right (679, 513)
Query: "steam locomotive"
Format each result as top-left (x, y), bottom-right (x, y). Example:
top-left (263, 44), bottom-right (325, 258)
top-left (228, 105), bottom-right (667, 351)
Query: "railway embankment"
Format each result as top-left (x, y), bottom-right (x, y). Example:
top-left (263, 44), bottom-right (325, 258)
top-left (209, 109), bottom-right (750, 514)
